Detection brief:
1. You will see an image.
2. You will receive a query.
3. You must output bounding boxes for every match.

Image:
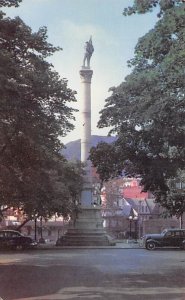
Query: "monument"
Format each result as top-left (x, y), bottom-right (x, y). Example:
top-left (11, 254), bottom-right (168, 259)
top-left (60, 38), bottom-right (111, 246)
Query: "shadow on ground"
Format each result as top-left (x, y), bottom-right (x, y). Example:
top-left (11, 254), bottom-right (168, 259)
top-left (0, 263), bottom-right (185, 300)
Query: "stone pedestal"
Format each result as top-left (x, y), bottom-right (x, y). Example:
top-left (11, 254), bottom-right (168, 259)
top-left (60, 207), bottom-right (111, 246)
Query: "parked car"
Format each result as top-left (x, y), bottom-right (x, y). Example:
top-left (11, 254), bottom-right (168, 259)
top-left (142, 228), bottom-right (185, 250)
top-left (0, 230), bottom-right (37, 250)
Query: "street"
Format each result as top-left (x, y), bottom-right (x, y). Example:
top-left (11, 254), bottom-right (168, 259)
top-left (0, 248), bottom-right (185, 300)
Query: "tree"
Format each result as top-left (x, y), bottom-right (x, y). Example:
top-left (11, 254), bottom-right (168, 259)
top-left (0, 2), bottom-right (83, 222)
top-left (0, 0), bottom-right (21, 8)
top-left (90, 0), bottom-right (185, 219)
top-left (158, 171), bottom-right (185, 224)
top-left (90, 142), bottom-right (123, 182)
top-left (15, 157), bottom-right (84, 229)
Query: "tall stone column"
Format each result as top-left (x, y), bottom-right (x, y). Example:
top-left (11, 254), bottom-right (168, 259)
top-left (59, 38), bottom-right (112, 246)
top-left (80, 68), bottom-right (93, 207)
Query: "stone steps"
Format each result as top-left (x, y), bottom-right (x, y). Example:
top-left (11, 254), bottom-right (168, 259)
top-left (57, 231), bottom-right (112, 246)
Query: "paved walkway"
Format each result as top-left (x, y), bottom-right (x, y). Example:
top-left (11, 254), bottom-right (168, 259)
top-left (37, 240), bottom-right (142, 250)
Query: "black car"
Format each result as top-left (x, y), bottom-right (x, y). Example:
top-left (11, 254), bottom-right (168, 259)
top-left (0, 230), bottom-right (37, 250)
top-left (142, 228), bottom-right (185, 250)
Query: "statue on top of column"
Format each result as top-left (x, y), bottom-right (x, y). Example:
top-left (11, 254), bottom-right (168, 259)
top-left (83, 36), bottom-right (94, 68)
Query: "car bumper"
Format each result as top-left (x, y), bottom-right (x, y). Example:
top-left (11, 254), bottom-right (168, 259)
top-left (29, 241), bottom-right (38, 247)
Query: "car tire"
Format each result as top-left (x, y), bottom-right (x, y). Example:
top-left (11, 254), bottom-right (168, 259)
top-left (146, 241), bottom-right (156, 250)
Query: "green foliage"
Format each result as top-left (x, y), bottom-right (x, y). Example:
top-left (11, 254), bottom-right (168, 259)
top-left (123, 0), bottom-right (183, 17)
top-left (91, 0), bottom-right (185, 218)
top-left (0, 5), bottom-right (82, 221)
top-left (157, 173), bottom-right (185, 218)
top-left (0, 0), bottom-right (22, 8)
top-left (17, 158), bottom-right (84, 220)
top-left (89, 142), bottom-right (123, 182)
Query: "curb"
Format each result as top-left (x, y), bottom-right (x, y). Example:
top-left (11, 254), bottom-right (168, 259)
top-left (36, 243), bottom-right (143, 250)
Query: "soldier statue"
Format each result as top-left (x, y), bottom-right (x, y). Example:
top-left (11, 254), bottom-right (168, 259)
top-left (83, 37), bottom-right (94, 68)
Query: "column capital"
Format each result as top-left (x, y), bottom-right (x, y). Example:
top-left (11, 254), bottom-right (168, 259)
top-left (79, 68), bottom-right (93, 83)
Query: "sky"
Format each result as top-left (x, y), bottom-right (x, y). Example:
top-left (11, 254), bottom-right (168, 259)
top-left (3, 0), bottom-right (158, 144)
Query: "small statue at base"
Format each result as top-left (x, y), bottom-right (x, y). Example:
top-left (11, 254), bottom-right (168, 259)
top-left (83, 36), bottom-right (94, 68)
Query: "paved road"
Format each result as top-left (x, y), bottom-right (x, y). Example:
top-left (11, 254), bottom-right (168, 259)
top-left (0, 248), bottom-right (185, 300)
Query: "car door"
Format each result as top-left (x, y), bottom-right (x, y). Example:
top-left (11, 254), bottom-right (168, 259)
top-left (172, 231), bottom-right (182, 247)
top-left (5, 231), bottom-right (15, 247)
top-left (0, 231), bottom-right (5, 248)
top-left (6, 231), bottom-right (21, 247)
top-left (164, 230), bottom-right (182, 247)
top-left (163, 231), bottom-right (173, 246)
top-left (179, 231), bottom-right (185, 246)
top-left (167, 231), bottom-right (181, 247)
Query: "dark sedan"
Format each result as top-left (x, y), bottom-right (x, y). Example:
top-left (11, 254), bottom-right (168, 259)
top-left (0, 229), bottom-right (37, 250)
top-left (142, 228), bottom-right (185, 250)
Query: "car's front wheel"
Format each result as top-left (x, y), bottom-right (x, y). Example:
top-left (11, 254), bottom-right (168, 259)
top-left (146, 241), bottom-right (156, 250)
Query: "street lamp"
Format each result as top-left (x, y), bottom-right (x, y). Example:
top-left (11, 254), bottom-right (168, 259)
top-left (128, 216), bottom-right (133, 240)
top-left (34, 217), bottom-right (37, 241)
top-left (133, 216), bottom-right (138, 242)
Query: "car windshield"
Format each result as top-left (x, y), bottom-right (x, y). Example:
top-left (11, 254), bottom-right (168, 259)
top-left (161, 229), bottom-right (168, 235)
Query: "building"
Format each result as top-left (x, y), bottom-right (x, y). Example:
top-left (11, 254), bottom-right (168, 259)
top-left (100, 177), bottom-right (182, 238)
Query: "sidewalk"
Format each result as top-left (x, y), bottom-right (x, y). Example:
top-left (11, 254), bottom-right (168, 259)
top-left (37, 239), bottom-right (142, 250)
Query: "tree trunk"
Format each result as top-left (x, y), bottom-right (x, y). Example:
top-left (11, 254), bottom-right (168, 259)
top-left (179, 214), bottom-right (183, 229)
top-left (17, 218), bottom-right (30, 230)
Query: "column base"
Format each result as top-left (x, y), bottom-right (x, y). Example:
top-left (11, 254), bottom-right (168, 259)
top-left (58, 207), bottom-right (114, 246)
